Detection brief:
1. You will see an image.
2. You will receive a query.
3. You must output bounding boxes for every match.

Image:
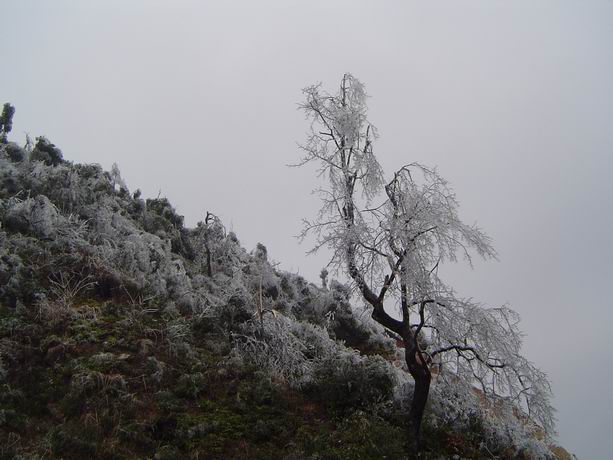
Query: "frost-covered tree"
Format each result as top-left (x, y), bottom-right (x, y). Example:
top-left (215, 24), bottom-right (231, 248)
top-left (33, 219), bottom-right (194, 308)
top-left (297, 74), bottom-right (555, 452)
top-left (191, 211), bottom-right (225, 277)
top-left (0, 103), bottom-right (15, 143)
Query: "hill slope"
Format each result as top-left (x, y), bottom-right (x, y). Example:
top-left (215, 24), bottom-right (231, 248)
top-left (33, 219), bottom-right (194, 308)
top-left (0, 138), bottom-right (570, 459)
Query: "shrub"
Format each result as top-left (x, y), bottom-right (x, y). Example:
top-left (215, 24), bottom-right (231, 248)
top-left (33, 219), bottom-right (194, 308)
top-left (47, 425), bottom-right (97, 458)
top-left (30, 137), bottom-right (63, 166)
top-left (174, 373), bottom-right (206, 399)
top-left (297, 411), bottom-right (406, 460)
top-left (4, 142), bottom-right (25, 162)
top-left (306, 352), bottom-right (396, 412)
top-left (0, 103), bottom-right (15, 143)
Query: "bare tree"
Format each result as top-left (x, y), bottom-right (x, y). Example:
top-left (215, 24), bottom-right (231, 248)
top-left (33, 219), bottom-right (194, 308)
top-left (296, 74), bottom-right (554, 452)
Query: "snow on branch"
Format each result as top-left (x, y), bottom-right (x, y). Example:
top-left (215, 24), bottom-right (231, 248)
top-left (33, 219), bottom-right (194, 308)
top-left (295, 74), bottom-right (556, 443)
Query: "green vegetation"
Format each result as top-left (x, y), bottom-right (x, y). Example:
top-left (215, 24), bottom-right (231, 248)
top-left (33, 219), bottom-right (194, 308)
top-left (0, 299), bottom-right (498, 459)
top-left (0, 132), bottom-right (569, 459)
top-left (0, 299), bottom-right (544, 460)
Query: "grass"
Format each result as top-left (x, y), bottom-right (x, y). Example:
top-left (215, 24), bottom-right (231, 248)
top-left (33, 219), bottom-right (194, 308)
top-left (0, 298), bottom-right (516, 459)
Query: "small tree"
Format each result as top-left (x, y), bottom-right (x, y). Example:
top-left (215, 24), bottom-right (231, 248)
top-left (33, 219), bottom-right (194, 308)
top-left (296, 74), bottom-right (554, 452)
top-left (319, 268), bottom-right (329, 289)
top-left (0, 103), bottom-right (15, 143)
top-left (192, 211), bottom-right (225, 277)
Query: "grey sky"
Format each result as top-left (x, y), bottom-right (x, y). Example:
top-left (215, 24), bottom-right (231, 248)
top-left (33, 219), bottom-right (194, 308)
top-left (2, 1), bottom-right (612, 457)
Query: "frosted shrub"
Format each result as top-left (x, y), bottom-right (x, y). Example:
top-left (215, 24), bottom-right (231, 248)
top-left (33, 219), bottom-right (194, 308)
top-left (515, 437), bottom-right (554, 459)
top-left (0, 237), bottom-right (25, 306)
top-left (254, 242), bottom-right (268, 262)
top-left (290, 285), bottom-right (333, 326)
top-left (105, 233), bottom-right (167, 293)
top-left (232, 315), bottom-right (315, 386)
top-left (288, 319), bottom-right (339, 362)
top-left (30, 137), bottom-right (63, 166)
top-left (0, 156), bottom-right (20, 197)
top-left (232, 309), bottom-right (399, 411)
top-left (214, 273), bottom-right (255, 329)
top-left (3, 142), bottom-right (25, 163)
top-left (278, 273), bottom-right (298, 299)
top-left (144, 357), bottom-right (165, 385)
top-left (189, 212), bottom-right (225, 276)
top-left (87, 196), bottom-right (138, 241)
top-left (163, 315), bottom-right (192, 357)
top-left (231, 307), bottom-right (350, 388)
top-left (426, 376), bottom-right (555, 458)
top-left (292, 279), bottom-right (396, 355)
top-left (161, 259), bottom-right (193, 305)
top-left (109, 163), bottom-right (127, 192)
top-left (242, 253), bottom-right (280, 302)
top-left (476, 399), bottom-right (554, 458)
top-left (4, 195), bottom-right (62, 239)
top-left (307, 351), bottom-right (397, 411)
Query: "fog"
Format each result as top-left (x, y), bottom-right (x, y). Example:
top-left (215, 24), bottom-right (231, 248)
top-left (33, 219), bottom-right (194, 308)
top-left (2, 1), bottom-right (612, 457)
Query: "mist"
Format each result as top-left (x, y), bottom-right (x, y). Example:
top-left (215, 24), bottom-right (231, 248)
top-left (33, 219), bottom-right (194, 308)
top-left (2, 1), bottom-right (612, 457)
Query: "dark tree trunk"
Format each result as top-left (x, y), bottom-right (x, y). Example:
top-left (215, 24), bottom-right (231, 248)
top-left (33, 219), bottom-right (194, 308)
top-left (204, 238), bottom-right (212, 277)
top-left (405, 345), bottom-right (432, 456)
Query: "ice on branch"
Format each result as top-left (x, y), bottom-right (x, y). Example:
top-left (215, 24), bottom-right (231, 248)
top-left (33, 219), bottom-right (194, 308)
top-left (295, 74), bottom-right (556, 453)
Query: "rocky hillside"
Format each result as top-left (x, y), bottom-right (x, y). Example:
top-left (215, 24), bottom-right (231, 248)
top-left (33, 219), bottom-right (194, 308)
top-left (0, 135), bottom-right (570, 459)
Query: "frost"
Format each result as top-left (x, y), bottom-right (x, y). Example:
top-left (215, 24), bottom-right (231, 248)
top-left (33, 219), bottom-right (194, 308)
top-left (0, 128), bottom-right (556, 456)
top-left (110, 162), bottom-right (128, 192)
top-left (4, 195), bottom-right (62, 239)
top-left (296, 74), bottom-right (556, 451)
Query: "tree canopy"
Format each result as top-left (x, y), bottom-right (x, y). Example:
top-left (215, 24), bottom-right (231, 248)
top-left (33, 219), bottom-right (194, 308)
top-left (297, 74), bottom-right (555, 450)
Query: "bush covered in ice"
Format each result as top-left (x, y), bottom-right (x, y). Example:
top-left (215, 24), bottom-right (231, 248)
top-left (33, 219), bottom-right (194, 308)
top-left (0, 138), bottom-right (560, 459)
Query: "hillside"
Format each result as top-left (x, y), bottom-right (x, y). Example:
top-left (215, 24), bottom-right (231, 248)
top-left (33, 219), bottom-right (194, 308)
top-left (0, 136), bottom-right (570, 459)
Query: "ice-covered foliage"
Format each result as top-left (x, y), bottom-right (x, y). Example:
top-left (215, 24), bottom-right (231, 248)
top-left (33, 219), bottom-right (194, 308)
top-left (0, 127), bottom-right (557, 457)
top-left (297, 74), bottom-right (384, 268)
top-left (297, 74), bottom-right (556, 454)
top-left (0, 135), bottom-right (390, 343)
top-left (0, 104), bottom-right (15, 144)
top-left (231, 311), bottom-right (398, 411)
top-left (30, 136), bottom-right (64, 166)
top-left (232, 314), bottom-right (332, 386)
top-left (381, 165), bottom-right (556, 441)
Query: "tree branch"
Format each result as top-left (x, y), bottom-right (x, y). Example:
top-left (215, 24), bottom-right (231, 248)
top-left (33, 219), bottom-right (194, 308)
top-left (430, 344), bottom-right (505, 369)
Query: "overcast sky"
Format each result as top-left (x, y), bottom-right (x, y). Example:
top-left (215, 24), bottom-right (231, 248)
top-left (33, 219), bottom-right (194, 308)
top-left (2, 1), bottom-right (612, 457)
